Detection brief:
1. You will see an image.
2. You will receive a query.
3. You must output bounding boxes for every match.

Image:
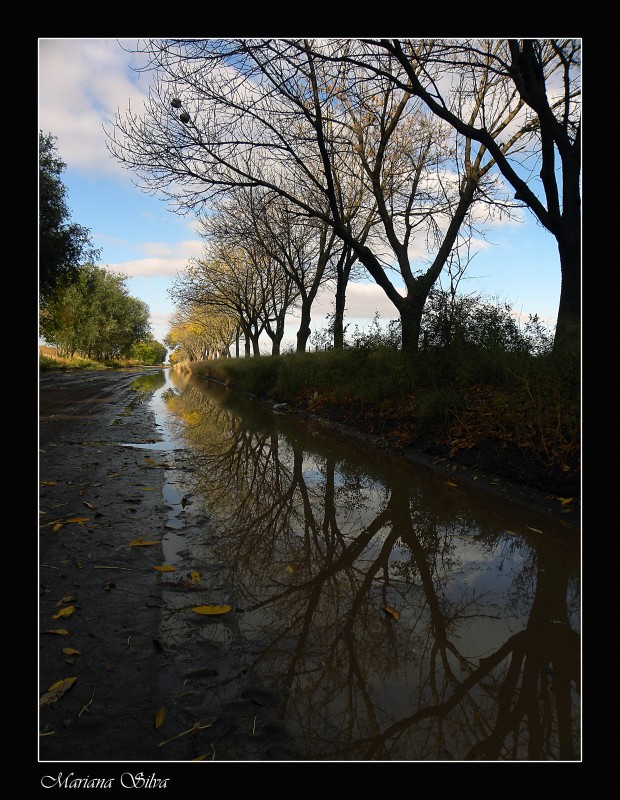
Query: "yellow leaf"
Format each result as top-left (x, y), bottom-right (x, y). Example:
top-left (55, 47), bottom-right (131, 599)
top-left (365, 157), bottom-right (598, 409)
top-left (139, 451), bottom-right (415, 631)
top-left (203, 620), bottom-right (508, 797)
top-left (51, 605), bottom-right (76, 620)
top-left (39, 676), bottom-right (77, 709)
top-left (445, 481), bottom-right (458, 487)
top-left (155, 706), bottom-right (167, 730)
top-left (40, 481), bottom-right (57, 486)
top-left (191, 605), bottom-right (232, 616)
top-left (130, 536), bottom-right (158, 547)
top-left (83, 501), bottom-right (94, 510)
top-left (190, 571), bottom-right (201, 584)
top-left (285, 565), bottom-right (294, 574)
top-left (62, 647), bottom-right (80, 655)
top-left (558, 497), bottom-right (574, 505)
top-left (139, 487), bottom-right (155, 491)
top-left (525, 526), bottom-right (543, 534)
top-left (43, 629), bottom-right (70, 636)
top-left (56, 595), bottom-right (73, 606)
top-left (66, 517), bottom-right (89, 525)
top-left (153, 565), bottom-right (176, 572)
top-left (53, 523), bottom-right (64, 532)
top-left (383, 606), bottom-right (400, 621)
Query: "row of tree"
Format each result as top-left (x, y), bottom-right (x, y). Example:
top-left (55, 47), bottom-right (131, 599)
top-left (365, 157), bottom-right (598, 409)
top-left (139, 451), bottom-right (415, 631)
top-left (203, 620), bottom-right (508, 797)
top-left (39, 132), bottom-right (165, 364)
top-left (107, 38), bottom-right (580, 358)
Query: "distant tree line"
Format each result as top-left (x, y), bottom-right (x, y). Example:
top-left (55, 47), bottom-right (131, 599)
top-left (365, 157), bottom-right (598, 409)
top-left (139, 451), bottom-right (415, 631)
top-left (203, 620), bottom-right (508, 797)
top-left (39, 132), bottom-right (165, 364)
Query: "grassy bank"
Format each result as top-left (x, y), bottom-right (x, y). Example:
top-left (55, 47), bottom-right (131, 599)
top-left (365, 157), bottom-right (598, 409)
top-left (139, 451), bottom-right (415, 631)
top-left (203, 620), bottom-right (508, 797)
top-left (175, 344), bottom-right (580, 499)
top-left (39, 346), bottom-right (153, 371)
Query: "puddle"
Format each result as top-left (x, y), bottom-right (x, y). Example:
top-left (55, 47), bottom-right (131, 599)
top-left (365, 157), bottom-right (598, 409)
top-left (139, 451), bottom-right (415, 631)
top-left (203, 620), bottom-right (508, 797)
top-left (120, 368), bottom-right (581, 761)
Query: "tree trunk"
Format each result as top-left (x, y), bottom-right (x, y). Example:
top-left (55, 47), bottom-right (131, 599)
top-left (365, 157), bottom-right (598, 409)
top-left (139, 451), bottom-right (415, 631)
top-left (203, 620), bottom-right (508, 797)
top-left (399, 297), bottom-right (425, 357)
top-left (333, 266), bottom-right (347, 350)
top-left (553, 193), bottom-right (581, 355)
top-left (296, 300), bottom-right (312, 353)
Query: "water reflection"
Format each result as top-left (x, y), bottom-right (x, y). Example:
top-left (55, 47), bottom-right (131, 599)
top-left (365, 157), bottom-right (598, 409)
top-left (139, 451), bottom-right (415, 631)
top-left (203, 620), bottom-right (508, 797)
top-left (161, 370), bottom-right (580, 761)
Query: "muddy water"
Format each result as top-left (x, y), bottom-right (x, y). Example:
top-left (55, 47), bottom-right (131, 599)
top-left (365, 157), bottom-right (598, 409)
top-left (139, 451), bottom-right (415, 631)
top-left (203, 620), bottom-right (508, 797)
top-left (140, 368), bottom-right (581, 761)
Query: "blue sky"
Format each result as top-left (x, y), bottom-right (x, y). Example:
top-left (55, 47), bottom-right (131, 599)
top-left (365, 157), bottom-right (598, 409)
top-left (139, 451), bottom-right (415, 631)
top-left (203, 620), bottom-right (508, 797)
top-left (38, 38), bottom-right (563, 350)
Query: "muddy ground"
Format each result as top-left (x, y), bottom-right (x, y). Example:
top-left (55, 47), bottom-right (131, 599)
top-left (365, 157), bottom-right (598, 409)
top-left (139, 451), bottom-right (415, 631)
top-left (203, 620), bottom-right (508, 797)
top-left (38, 368), bottom-right (305, 783)
top-left (38, 367), bottom-right (580, 778)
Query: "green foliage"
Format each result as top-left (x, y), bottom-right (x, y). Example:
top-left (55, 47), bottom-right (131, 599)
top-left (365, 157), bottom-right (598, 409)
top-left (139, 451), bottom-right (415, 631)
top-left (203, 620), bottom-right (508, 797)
top-left (131, 339), bottom-right (167, 365)
top-left (420, 289), bottom-right (553, 355)
top-left (39, 132), bottom-right (100, 302)
top-left (40, 264), bottom-right (151, 361)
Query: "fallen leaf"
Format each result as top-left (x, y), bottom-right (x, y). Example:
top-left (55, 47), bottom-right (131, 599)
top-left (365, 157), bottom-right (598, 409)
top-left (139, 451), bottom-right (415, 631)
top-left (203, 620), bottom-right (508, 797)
top-left (56, 595), bottom-right (73, 605)
top-left (40, 481), bottom-right (57, 486)
top-left (53, 523), bottom-right (64, 532)
top-left (62, 648), bottom-right (80, 655)
top-left (51, 605), bottom-right (76, 620)
top-left (153, 565), bottom-right (176, 572)
top-left (383, 606), bottom-right (400, 621)
top-left (130, 536), bottom-right (158, 547)
top-left (155, 706), bottom-right (167, 730)
top-left (43, 629), bottom-right (70, 636)
top-left (445, 481), bottom-right (458, 487)
top-left (525, 526), bottom-right (543, 534)
top-left (558, 497), bottom-right (574, 505)
top-left (190, 571), bottom-right (201, 584)
top-left (139, 487), bottom-right (156, 491)
top-left (83, 501), bottom-right (94, 510)
top-left (39, 676), bottom-right (77, 709)
top-left (66, 517), bottom-right (89, 525)
top-left (285, 565), bottom-right (294, 574)
top-left (191, 605), bottom-right (232, 616)
top-left (158, 718), bottom-right (216, 747)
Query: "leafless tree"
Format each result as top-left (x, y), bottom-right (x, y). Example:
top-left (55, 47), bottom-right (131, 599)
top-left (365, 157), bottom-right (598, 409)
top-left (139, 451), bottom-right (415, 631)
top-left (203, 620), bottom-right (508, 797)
top-left (331, 38), bottom-right (581, 352)
top-left (198, 191), bottom-right (302, 355)
top-left (171, 245), bottom-right (267, 356)
top-left (107, 38), bottom-right (521, 355)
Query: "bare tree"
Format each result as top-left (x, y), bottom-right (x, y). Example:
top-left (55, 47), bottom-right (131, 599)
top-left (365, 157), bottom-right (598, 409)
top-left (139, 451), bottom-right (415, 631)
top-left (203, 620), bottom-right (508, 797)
top-left (199, 191), bottom-right (302, 355)
top-left (108, 38), bottom-right (519, 356)
top-left (339, 38), bottom-right (581, 352)
top-left (245, 193), bottom-right (344, 353)
top-left (171, 246), bottom-right (267, 356)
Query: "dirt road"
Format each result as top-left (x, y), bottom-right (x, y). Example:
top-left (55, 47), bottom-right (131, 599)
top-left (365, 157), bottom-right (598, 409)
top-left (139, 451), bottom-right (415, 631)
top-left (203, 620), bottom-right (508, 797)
top-left (38, 368), bottom-right (299, 778)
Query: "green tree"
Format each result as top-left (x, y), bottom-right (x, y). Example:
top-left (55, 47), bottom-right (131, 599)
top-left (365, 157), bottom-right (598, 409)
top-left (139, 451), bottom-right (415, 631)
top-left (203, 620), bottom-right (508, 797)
top-left (131, 339), bottom-right (167, 365)
top-left (39, 264), bottom-right (151, 361)
top-left (39, 132), bottom-right (100, 302)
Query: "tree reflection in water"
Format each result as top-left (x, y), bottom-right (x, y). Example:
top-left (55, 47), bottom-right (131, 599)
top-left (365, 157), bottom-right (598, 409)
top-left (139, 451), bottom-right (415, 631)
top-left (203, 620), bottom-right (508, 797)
top-left (162, 371), bottom-right (580, 761)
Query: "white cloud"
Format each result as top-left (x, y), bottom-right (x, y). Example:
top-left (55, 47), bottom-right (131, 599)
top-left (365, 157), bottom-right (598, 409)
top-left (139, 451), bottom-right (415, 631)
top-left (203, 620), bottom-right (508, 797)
top-left (106, 258), bottom-right (186, 278)
top-left (38, 38), bottom-right (151, 179)
top-left (311, 281), bottom-right (405, 322)
top-left (105, 239), bottom-right (204, 277)
top-left (149, 310), bottom-right (174, 341)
